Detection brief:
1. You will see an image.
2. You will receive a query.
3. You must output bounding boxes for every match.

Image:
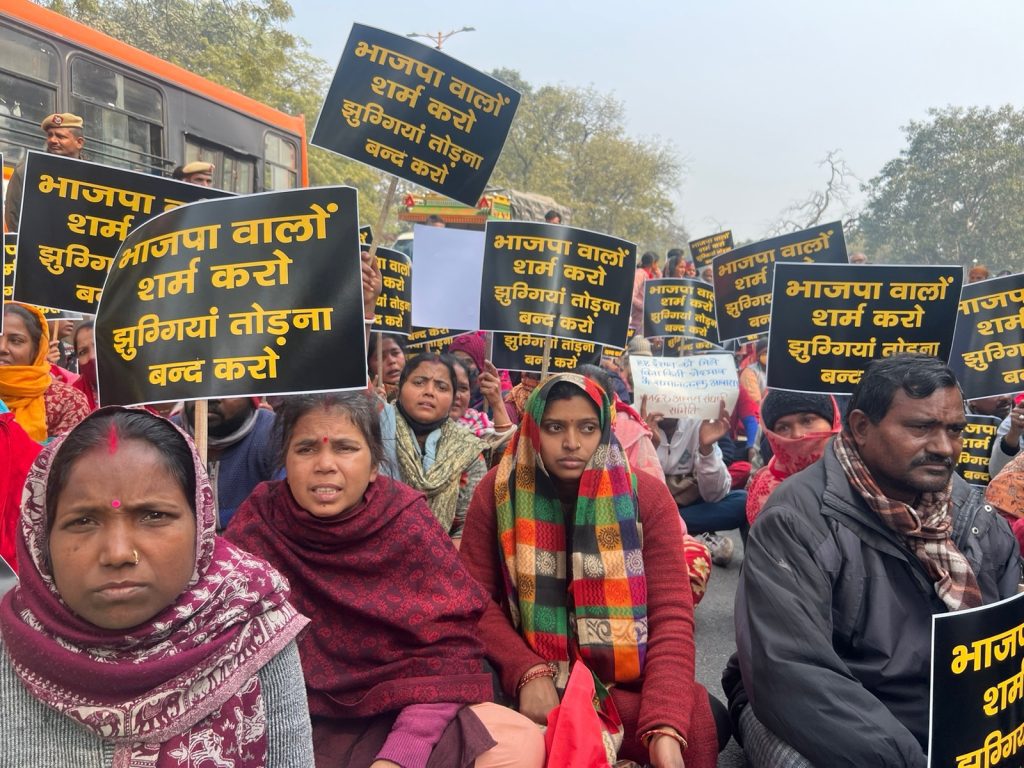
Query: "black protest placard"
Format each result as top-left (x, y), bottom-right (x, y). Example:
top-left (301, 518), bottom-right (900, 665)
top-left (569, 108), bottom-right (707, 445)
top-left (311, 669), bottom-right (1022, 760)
top-left (95, 187), bottom-right (365, 405)
top-left (311, 24), bottom-right (519, 207)
top-left (948, 273), bottom-right (1024, 400)
top-left (4, 234), bottom-right (77, 329)
top-left (34, 305), bottom-right (69, 322)
top-left (663, 336), bottom-right (721, 356)
top-left (766, 263), bottom-right (962, 394)
top-left (689, 230), bottom-right (733, 268)
top-left (929, 592), bottom-right (1024, 768)
top-left (491, 332), bottom-right (601, 374)
top-left (371, 246), bottom-right (412, 335)
top-left (2, 233), bottom-right (13, 331)
top-left (643, 278), bottom-right (718, 342)
top-left (479, 221), bottom-right (635, 348)
top-left (0, 555), bottom-right (14, 599)
top-left (3, 234), bottom-right (14, 308)
top-left (406, 326), bottom-right (466, 352)
top-left (956, 414), bottom-right (1001, 487)
top-left (713, 221), bottom-right (848, 342)
top-left (359, 225), bottom-right (373, 246)
top-left (602, 328), bottom-right (635, 360)
top-left (15, 152), bottom-right (231, 315)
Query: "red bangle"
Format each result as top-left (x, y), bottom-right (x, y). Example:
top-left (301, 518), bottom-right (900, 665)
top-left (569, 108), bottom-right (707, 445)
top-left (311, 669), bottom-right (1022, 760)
top-left (640, 727), bottom-right (688, 751)
top-left (516, 665), bottom-right (555, 693)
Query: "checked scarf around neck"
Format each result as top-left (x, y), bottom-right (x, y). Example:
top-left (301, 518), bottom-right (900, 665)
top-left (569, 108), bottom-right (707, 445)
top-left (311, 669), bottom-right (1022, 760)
top-left (393, 406), bottom-right (483, 535)
top-left (834, 431), bottom-right (982, 611)
top-left (494, 373), bottom-right (647, 689)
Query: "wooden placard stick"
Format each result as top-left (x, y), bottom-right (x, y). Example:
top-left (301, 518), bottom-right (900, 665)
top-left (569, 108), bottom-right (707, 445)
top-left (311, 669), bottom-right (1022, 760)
top-left (193, 399), bottom-right (209, 466)
top-left (540, 335), bottom-right (553, 378)
top-left (366, 175), bottom-right (400, 385)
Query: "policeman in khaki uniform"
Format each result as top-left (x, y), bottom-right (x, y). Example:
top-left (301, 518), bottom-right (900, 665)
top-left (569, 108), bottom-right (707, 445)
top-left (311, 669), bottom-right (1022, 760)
top-left (4, 113), bottom-right (86, 232)
top-left (173, 161), bottom-right (215, 187)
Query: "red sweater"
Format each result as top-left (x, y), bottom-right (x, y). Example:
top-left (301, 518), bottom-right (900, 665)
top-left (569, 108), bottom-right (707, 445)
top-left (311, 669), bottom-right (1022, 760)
top-left (0, 414), bottom-right (42, 573)
top-left (460, 468), bottom-right (713, 761)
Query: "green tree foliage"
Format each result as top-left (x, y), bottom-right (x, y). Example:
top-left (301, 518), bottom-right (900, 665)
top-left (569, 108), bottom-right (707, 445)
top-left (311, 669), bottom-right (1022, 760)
top-left (44, 0), bottom-right (316, 116)
top-left (490, 68), bottom-right (687, 254)
top-left (38, 0), bottom-right (391, 227)
top-left (858, 105), bottom-right (1024, 271)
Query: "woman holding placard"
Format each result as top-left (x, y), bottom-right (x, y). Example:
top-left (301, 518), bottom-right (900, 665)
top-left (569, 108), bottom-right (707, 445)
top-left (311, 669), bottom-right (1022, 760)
top-left (450, 356), bottom-right (516, 468)
top-left (367, 332), bottom-right (406, 401)
top-left (460, 373), bottom-right (723, 768)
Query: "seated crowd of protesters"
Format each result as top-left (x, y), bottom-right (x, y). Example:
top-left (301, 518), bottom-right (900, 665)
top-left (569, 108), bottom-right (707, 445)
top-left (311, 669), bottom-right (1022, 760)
top-left (0, 235), bottom-right (1022, 768)
top-left (0, 243), bottom-right (750, 767)
top-left (0, 327), bottom-right (737, 765)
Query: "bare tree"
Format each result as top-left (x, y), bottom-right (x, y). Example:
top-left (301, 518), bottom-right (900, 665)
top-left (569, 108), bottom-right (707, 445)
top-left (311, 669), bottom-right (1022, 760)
top-left (765, 150), bottom-right (861, 237)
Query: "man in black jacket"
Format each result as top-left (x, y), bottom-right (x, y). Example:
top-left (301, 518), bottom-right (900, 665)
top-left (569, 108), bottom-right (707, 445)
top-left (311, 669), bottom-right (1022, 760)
top-left (727, 354), bottom-right (1020, 768)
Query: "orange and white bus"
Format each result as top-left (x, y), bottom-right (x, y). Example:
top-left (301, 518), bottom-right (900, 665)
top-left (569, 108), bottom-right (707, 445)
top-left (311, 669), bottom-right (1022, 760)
top-left (1, 0), bottom-right (308, 194)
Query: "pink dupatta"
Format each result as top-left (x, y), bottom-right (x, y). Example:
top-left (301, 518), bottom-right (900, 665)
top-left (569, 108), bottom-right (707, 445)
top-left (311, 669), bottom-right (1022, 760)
top-left (0, 407), bottom-right (308, 766)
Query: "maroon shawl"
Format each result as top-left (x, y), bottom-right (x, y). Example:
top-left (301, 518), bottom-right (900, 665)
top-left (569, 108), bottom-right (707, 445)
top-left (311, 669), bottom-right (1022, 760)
top-left (225, 476), bottom-right (494, 719)
top-left (0, 407), bottom-right (308, 766)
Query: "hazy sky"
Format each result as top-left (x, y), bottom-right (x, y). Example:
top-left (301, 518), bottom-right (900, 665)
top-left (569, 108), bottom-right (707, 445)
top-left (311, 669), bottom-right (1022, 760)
top-left (286, 0), bottom-right (1024, 244)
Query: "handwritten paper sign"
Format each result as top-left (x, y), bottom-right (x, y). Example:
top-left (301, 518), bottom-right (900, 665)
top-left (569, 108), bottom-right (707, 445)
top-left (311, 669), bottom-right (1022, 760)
top-left (311, 24), bottom-right (520, 206)
top-left (949, 273), bottom-right (1024, 400)
top-left (766, 263), bottom-right (962, 394)
top-left (643, 278), bottom-right (718, 342)
top-left (479, 220), bottom-right (635, 348)
top-left (95, 187), bottom-right (365, 405)
top-left (630, 353), bottom-right (739, 420)
top-left (929, 592), bottom-right (1024, 768)
top-left (15, 152), bottom-right (230, 315)
top-left (713, 221), bottom-right (848, 342)
top-left (689, 230), bottom-right (733, 268)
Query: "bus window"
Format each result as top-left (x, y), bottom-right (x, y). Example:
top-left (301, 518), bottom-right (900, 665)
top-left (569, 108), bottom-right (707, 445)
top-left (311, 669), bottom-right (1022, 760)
top-left (264, 132), bottom-right (297, 190)
top-left (70, 56), bottom-right (164, 174)
top-left (223, 153), bottom-right (254, 194)
top-left (0, 25), bottom-right (59, 165)
top-left (185, 138), bottom-right (256, 194)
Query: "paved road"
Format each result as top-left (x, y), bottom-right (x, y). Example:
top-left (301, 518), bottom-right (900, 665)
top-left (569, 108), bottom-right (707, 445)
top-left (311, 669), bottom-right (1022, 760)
top-left (693, 530), bottom-right (746, 768)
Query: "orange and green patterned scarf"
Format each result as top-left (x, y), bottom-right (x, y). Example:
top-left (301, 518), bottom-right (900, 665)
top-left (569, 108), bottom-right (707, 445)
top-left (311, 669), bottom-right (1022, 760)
top-left (494, 373), bottom-right (647, 689)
